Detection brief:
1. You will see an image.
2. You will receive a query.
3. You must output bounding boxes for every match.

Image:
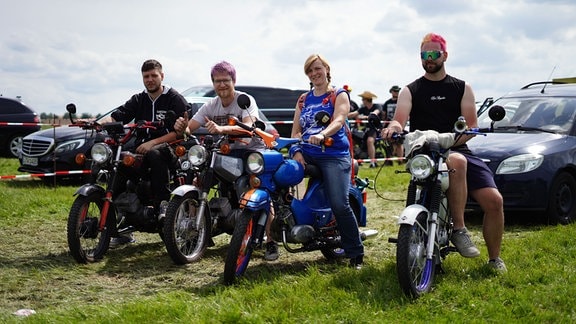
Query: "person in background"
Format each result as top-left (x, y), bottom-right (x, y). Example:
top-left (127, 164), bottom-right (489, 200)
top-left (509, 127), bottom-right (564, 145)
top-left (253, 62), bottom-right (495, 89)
top-left (349, 91), bottom-right (383, 168)
top-left (382, 33), bottom-right (506, 272)
top-left (290, 54), bottom-right (364, 269)
top-left (382, 85), bottom-right (404, 161)
top-left (173, 61), bottom-right (279, 261)
top-left (106, 59), bottom-right (188, 248)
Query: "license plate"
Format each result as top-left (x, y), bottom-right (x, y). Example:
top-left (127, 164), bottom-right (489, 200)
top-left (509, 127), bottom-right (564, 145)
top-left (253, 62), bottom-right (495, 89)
top-left (22, 156), bottom-right (38, 166)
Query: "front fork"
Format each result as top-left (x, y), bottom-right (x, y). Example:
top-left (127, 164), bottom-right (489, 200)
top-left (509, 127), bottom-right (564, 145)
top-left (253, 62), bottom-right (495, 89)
top-left (426, 180), bottom-right (443, 260)
top-left (239, 188), bottom-right (271, 247)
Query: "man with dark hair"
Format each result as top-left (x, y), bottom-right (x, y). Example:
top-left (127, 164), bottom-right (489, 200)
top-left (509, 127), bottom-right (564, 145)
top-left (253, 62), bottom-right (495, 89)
top-left (106, 59), bottom-right (188, 247)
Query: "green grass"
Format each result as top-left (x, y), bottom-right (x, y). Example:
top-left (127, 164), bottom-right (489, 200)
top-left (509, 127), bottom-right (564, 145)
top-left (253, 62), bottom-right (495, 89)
top-left (1, 158), bottom-right (576, 323)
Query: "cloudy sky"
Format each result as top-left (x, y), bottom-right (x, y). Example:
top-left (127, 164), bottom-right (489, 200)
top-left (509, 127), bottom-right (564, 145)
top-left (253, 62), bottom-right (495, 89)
top-left (2, 0), bottom-right (575, 116)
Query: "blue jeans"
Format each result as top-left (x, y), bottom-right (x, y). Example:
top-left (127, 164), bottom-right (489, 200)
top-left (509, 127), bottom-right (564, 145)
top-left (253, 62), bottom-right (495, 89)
top-left (302, 153), bottom-right (364, 259)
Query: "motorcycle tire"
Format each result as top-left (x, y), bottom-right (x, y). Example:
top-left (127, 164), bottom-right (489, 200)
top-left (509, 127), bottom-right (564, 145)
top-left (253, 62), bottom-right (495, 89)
top-left (163, 193), bottom-right (209, 265)
top-left (396, 211), bottom-right (437, 298)
top-left (223, 210), bottom-right (257, 285)
top-left (67, 192), bottom-right (112, 263)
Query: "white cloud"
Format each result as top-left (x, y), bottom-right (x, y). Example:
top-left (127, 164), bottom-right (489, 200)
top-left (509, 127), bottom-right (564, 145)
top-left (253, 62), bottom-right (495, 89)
top-left (1, 0), bottom-right (575, 115)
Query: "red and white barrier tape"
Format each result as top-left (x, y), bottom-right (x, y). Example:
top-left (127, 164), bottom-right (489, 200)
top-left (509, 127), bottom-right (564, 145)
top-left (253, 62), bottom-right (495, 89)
top-left (0, 122), bottom-right (64, 127)
top-left (354, 157), bottom-right (404, 164)
top-left (0, 170), bottom-right (90, 180)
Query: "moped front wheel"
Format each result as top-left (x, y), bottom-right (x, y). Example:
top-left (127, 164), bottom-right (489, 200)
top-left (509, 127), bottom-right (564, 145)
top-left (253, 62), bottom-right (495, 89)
top-left (67, 193), bottom-right (112, 263)
top-left (396, 211), bottom-right (436, 298)
top-left (223, 210), bottom-right (257, 285)
top-left (163, 193), bottom-right (209, 264)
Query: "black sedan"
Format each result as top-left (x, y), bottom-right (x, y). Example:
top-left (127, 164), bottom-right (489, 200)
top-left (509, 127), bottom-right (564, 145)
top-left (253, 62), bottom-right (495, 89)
top-left (18, 96), bottom-right (278, 181)
top-left (467, 81), bottom-right (576, 224)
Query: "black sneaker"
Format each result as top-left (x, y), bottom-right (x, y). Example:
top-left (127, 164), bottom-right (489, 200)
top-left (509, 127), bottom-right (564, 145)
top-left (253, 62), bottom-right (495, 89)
top-left (369, 162), bottom-right (378, 168)
top-left (264, 241), bottom-right (279, 261)
top-left (109, 233), bottom-right (136, 249)
top-left (349, 255), bottom-right (364, 270)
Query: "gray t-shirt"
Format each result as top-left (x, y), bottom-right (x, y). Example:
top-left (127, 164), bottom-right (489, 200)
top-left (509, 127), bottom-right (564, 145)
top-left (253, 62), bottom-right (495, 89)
top-left (192, 91), bottom-right (265, 150)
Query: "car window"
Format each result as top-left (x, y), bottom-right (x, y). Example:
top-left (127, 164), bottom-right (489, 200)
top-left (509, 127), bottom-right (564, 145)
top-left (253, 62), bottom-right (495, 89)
top-left (0, 99), bottom-right (24, 114)
top-left (480, 97), bottom-right (576, 133)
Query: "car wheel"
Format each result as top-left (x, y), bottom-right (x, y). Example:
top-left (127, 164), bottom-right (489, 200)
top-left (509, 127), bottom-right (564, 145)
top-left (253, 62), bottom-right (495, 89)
top-left (547, 171), bottom-right (576, 225)
top-left (6, 134), bottom-right (24, 158)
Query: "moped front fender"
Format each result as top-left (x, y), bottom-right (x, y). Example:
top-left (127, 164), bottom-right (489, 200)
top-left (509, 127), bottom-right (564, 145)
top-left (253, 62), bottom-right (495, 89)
top-left (397, 204), bottom-right (429, 225)
top-left (74, 183), bottom-right (105, 197)
top-left (171, 184), bottom-right (201, 197)
top-left (239, 188), bottom-right (270, 211)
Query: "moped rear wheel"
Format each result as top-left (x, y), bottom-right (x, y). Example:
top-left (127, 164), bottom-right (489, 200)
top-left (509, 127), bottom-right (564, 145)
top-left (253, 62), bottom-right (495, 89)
top-left (223, 210), bottom-right (256, 285)
top-left (67, 193), bottom-right (112, 263)
top-left (163, 193), bottom-right (209, 264)
top-left (396, 211), bottom-right (436, 298)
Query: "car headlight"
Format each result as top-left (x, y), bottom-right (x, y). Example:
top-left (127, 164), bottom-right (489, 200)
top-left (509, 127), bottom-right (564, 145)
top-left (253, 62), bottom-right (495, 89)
top-left (496, 153), bottom-right (543, 174)
top-left (246, 152), bottom-right (264, 174)
top-left (91, 143), bottom-right (112, 164)
top-left (409, 154), bottom-right (435, 180)
top-left (55, 139), bottom-right (86, 154)
top-left (187, 145), bottom-right (207, 166)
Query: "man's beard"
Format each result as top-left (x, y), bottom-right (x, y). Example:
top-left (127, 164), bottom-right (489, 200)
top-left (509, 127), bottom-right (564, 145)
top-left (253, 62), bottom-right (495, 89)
top-left (147, 84), bottom-right (161, 93)
top-left (423, 61), bottom-right (443, 74)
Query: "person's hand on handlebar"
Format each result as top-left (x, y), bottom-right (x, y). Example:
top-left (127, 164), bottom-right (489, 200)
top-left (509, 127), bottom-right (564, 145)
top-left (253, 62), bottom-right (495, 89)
top-left (381, 121), bottom-right (404, 139)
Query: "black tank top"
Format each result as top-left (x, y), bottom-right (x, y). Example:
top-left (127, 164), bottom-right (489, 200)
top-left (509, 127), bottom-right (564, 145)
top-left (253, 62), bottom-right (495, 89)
top-left (407, 75), bottom-right (465, 133)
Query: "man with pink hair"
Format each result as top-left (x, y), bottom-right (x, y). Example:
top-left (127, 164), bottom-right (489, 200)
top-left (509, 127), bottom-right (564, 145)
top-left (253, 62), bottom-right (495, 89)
top-left (382, 33), bottom-right (506, 272)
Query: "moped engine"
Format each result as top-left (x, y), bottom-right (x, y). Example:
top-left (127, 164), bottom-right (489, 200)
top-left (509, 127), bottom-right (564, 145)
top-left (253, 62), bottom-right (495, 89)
top-left (271, 207), bottom-right (314, 243)
top-left (114, 191), bottom-right (156, 231)
top-left (209, 197), bottom-right (239, 234)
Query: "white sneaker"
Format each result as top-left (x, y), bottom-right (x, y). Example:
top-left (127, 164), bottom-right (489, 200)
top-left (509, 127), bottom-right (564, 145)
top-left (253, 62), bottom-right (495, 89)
top-left (488, 257), bottom-right (507, 273)
top-left (450, 227), bottom-right (480, 258)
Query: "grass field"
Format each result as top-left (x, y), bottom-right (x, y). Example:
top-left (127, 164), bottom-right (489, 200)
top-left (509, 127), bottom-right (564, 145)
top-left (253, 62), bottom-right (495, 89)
top-left (1, 157), bottom-right (576, 323)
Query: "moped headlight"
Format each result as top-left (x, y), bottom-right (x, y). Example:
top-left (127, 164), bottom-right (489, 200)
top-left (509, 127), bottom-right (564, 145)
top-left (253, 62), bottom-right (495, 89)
top-left (246, 152), bottom-right (264, 174)
top-left (409, 154), bottom-right (435, 180)
top-left (91, 143), bottom-right (112, 164)
top-left (187, 145), bottom-right (207, 166)
top-left (496, 153), bottom-right (543, 174)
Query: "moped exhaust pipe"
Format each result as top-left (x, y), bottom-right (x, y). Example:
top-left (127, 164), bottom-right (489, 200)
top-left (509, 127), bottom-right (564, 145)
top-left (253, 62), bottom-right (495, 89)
top-left (360, 229), bottom-right (378, 240)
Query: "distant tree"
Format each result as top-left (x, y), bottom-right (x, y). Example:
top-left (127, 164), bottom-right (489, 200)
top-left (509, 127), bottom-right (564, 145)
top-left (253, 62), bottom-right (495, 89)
top-left (80, 113), bottom-right (93, 119)
top-left (40, 112), bottom-right (61, 121)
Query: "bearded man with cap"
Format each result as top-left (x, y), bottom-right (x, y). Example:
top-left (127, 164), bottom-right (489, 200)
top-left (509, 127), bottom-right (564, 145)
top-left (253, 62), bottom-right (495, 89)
top-left (348, 90), bottom-right (383, 168)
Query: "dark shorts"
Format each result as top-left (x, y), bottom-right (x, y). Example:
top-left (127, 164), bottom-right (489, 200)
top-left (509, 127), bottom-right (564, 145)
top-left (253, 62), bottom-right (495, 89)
top-left (463, 153), bottom-right (497, 191)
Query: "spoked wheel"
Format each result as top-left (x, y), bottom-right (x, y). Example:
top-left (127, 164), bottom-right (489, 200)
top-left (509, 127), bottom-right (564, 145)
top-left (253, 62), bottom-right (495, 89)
top-left (396, 212), bottom-right (437, 298)
top-left (67, 193), bottom-right (112, 263)
top-left (223, 210), bottom-right (256, 285)
top-left (163, 193), bottom-right (209, 264)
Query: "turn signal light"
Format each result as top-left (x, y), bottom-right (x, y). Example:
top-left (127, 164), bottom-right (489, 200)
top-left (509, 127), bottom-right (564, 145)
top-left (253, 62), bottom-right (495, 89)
top-left (75, 153), bottom-right (86, 166)
top-left (122, 154), bottom-right (136, 167)
top-left (249, 175), bottom-right (261, 188)
top-left (220, 143), bottom-right (231, 155)
top-left (175, 145), bottom-right (187, 157)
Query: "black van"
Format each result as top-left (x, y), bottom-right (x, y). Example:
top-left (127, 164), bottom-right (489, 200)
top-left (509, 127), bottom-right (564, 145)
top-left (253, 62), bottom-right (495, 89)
top-left (182, 85), bottom-right (307, 137)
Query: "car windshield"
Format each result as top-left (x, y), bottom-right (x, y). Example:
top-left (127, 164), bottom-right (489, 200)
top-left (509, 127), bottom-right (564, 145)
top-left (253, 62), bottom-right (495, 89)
top-left (479, 97), bottom-right (576, 134)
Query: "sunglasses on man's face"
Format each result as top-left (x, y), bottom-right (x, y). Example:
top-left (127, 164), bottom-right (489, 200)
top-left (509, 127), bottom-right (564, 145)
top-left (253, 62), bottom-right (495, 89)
top-left (420, 50), bottom-right (443, 60)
